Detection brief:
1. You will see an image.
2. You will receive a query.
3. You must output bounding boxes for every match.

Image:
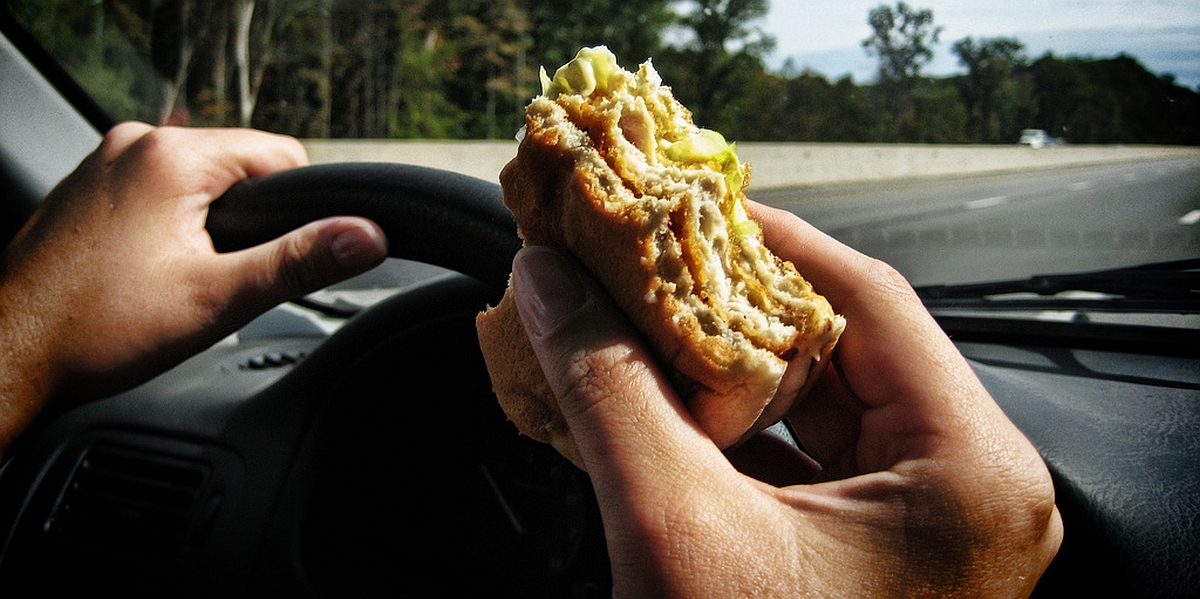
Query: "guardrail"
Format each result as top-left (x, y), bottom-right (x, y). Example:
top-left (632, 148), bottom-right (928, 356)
top-left (303, 139), bottom-right (1200, 189)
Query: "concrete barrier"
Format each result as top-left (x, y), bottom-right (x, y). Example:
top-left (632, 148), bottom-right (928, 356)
top-left (736, 143), bottom-right (1200, 188)
top-left (302, 139), bottom-right (1200, 189)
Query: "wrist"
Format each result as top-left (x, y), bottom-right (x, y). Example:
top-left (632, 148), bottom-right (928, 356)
top-left (0, 279), bottom-right (62, 459)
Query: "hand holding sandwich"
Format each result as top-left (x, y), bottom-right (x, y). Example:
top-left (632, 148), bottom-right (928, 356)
top-left (510, 202), bottom-right (1063, 597)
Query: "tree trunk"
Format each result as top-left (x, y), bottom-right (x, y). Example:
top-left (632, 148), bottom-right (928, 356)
top-left (316, 0), bottom-right (332, 137)
top-left (234, 0), bottom-right (255, 127)
top-left (212, 3), bottom-right (229, 126)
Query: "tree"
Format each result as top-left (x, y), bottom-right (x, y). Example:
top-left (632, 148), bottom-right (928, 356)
top-left (657, 0), bottom-right (775, 135)
top-left (233, 0), bottom-right (312, 127)
top-left (862, 2), bottom-right (941, 85)
top-left (861, 2), bottom-right (942, 141)
top-left (952, 36), bottom-right (1032, 143)
top-left (428, 0), bottom-right (533, 139)
top-left (1028, 53), bottom-right (1200, 144)
top-left (522, 0), bottom-right (674, 72)
top-left (736, 68), bottom-right (876, 142)
top-left (15, 0), bottom-right (1197, 144)
top-left (385, 0), bottom-right (466, 138)
top-left (910, 77), bottom-right (968, 143)
top-left (149, 0), bottom-right (216, 125)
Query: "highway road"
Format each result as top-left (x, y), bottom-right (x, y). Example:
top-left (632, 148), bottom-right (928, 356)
top-left (750, 156), bottom-right (1200, 287)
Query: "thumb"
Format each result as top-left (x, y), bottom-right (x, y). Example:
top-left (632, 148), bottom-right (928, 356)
top-left (510, 246), bottom-right (721, 483)
top-left (223, 216), bottom-right (388, 311)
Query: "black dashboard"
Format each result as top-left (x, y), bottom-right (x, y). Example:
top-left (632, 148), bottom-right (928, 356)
top-left (960, 339), bottom-right (1199, 598)
top-left (0, 266), bottom-right (610, 596)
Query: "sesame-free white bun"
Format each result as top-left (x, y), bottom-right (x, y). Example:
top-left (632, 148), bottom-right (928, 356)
top-left (476, 47), bottom-right (844, 470)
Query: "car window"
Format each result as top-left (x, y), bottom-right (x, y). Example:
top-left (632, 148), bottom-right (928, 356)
top-left (6, 0), bottom-right (1199, 288)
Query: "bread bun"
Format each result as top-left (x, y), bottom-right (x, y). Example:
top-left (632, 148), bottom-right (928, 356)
top-left (476, 47), bottom-right (843, 469)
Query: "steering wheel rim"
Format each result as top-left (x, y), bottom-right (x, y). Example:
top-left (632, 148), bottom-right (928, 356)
top-left (207, 162), bottom-right (521, 289)
top-left (209, 163), bottom-right (614, 596)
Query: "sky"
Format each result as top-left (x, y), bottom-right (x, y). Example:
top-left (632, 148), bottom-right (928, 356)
top-left (759, 0), bottom-right (1200, 89)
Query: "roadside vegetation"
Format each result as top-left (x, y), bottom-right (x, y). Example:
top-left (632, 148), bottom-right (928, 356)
top-left (10, 0), bottom-right (1200, 144)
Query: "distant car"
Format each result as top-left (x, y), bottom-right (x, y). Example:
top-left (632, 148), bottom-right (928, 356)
top-left (1019, 128), bottom-right (1055, 148)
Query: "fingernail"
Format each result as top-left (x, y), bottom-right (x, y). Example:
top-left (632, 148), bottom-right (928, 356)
top-left (513, 246), bottom-right (588, 338)
top-left (330, 223), bottom-right (387, 268)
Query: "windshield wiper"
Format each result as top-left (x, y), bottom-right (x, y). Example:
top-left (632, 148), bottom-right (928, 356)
top-left (915, 258), bottom-right (1200, 313)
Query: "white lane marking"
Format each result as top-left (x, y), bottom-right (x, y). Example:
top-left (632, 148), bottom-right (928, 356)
top-left (964, 196), bottom-right (1008, 210)
top-left (1179, 209), bottom-right (1200, 225)
top-left (1068, 181), bottom-right (1093, 191)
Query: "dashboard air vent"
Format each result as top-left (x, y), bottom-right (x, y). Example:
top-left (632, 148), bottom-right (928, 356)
top-left (45, 443), bottom-right (216, 554)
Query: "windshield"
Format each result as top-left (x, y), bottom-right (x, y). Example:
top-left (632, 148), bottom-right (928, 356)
top-left (7, 0), bottom-right (1200, 288)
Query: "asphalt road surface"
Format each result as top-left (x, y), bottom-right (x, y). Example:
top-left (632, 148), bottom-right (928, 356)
top-left (750, 156), bottom-right (1200, 287)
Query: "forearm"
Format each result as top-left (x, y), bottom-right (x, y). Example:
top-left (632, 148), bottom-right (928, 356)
top-left (0, 283), bottom-right (61, 459)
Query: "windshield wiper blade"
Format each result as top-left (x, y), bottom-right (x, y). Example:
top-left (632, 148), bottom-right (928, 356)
top-left (916, 259), bottom-right (1200, 313)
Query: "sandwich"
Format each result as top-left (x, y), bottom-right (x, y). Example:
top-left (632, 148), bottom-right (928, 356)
top-left (476, 46), bottom-right (844, 469)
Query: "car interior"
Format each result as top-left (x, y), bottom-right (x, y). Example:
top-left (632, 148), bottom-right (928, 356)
top-left (1, 7), bottom-right (1198, 597)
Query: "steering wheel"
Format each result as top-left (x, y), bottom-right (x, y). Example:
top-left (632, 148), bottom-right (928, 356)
top-left (0, 163), bottom-right (611, 596)
top-left (208, 162), bottom-right (521, 288)
top-left (208, 163), bottom-right (613, 597)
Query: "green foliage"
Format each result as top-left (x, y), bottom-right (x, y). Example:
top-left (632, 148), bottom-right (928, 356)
top-left (1029, 53), bottom-right (1200, 144)
top-left (653, 0), bottom-right (775, 134)
top-left (7, 0), bottom-right (1198, 144)
top-left (862, 2), bottom-right (941, 85)
top-left (952, 37), bottom-right (1034, 143)
top-left (861, 2), bottom-right (943, 141)
top-left (522, 0), bottom-right (674, 72)
top-left (9, 0), bottom-right (160, 123)
top-left (910, 78), bottom-right (969, 143)
top-left (732, 69), bottom-right (875, 142)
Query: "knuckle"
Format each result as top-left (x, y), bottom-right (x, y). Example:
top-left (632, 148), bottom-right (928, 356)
top-left (276, 134), bottom-right (310, 166)
top-left (555, 343), bottom-right (642, 420)
top-left (557, 350), bottom-right (619, 413)
top-left (859, 256), bottom-right (918, 303)
top-left (272, 229), bottom-right (322, 295)
top-left (834, 253), bottom-right (923, 316)
top-left (98, 122), bottom-right (154, 159)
